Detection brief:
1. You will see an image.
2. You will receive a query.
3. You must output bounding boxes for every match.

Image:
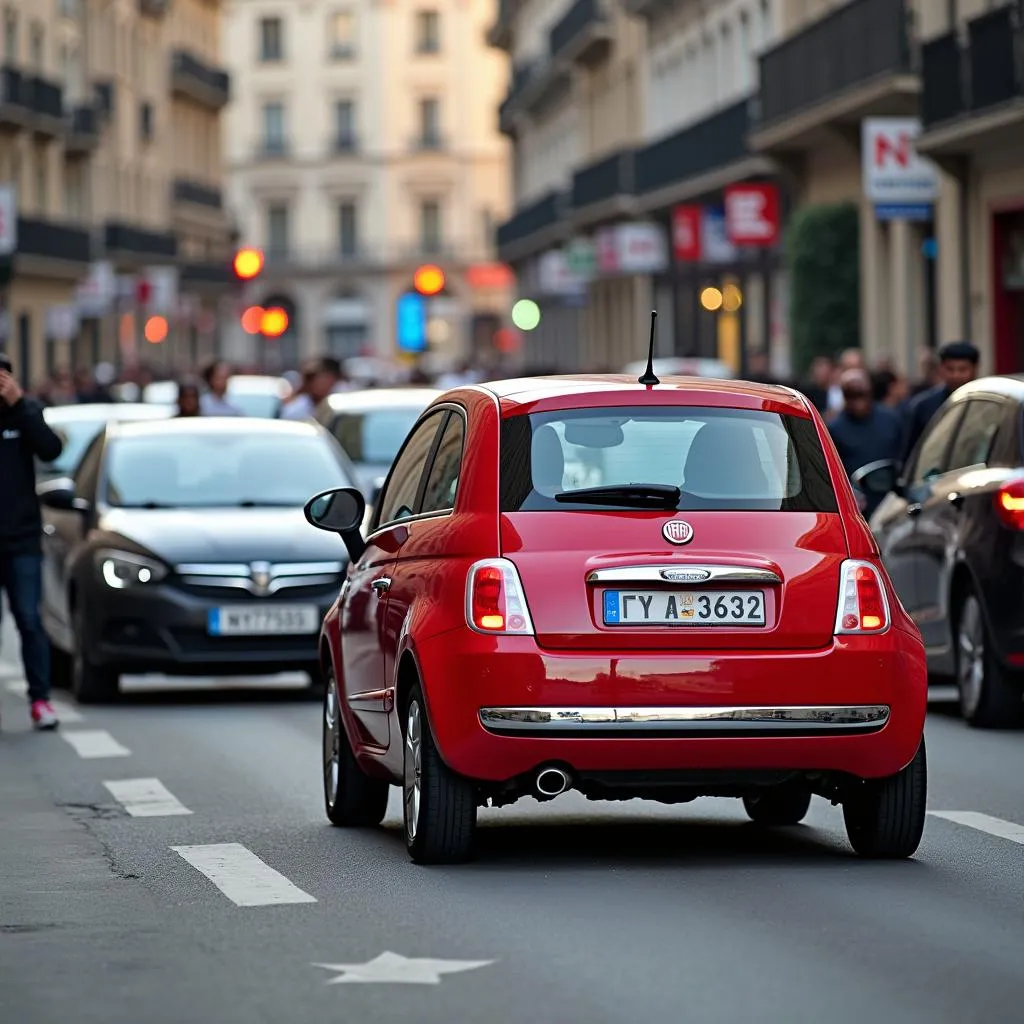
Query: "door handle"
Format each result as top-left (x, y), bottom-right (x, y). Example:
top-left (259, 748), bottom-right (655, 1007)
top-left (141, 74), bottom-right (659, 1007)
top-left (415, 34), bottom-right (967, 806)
top-left (370, 577), bottom-right (391, 594)
top-left (42, 523), bottom-right (56, 536)
top-left (948, 492), bottom-right (964, 508)
top-left (906, 503), bottom-right (923, 517)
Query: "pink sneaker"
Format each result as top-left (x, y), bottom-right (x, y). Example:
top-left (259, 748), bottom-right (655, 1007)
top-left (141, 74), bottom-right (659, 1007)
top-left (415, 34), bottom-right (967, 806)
top-left (30, 701), bottom-right (59, 731)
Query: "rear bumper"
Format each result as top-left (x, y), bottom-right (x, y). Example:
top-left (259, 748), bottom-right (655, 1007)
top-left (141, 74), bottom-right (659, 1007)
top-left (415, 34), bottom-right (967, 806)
top-left (415, 628), bottom-right (927, 782)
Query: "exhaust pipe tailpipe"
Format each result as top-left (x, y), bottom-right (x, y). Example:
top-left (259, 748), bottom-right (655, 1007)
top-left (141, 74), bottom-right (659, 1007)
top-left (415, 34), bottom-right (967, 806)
top-left (535, 766), bottom-right (571, 798)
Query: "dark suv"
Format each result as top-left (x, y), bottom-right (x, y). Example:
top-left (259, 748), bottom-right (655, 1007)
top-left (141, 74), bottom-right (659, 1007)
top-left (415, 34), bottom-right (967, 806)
top-left (863, 376), bottom-right (1024, 727)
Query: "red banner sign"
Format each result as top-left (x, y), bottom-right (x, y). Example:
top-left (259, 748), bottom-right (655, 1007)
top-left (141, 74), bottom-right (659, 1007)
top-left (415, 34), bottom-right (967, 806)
top-left (671, 205), bottom-right (702, 262)
top-left (724, 183), bottom-right (780, 246)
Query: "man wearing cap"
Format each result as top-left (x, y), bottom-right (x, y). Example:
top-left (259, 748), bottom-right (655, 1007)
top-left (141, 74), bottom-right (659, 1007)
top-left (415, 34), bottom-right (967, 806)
top-left (901, 341), bottom-right (980, 463)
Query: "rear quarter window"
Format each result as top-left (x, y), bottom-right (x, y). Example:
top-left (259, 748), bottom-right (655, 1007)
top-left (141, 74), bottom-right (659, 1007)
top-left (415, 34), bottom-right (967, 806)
top-left (500, 406), bottom-right (838, 513)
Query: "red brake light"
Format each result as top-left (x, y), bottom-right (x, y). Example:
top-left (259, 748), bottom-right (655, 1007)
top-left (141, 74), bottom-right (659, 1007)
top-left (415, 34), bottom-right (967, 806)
top-left (835, 560), bottom-right (889, 635)
top-left (466, 559), bottom-right (534, 635)
top-left (995, 480), bottom-right (1024, 529)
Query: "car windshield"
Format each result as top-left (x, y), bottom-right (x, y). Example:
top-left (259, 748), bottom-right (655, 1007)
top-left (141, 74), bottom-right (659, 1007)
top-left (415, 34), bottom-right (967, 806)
top-left (500, 406), bottom-right (838, 512)
top-left (227, 390), bottom-right (283, 418)
top-left (105, 432), bottom-right (351, 508)
top-left (329, 408), bottom-right (425, 464)
top-left (40, 418), bottom-right (107, 476)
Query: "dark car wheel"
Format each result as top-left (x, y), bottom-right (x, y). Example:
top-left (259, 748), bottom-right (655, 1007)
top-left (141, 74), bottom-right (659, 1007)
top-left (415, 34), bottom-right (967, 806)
top-left (843, 739), bottom-right (927, 859)
top-left (323, 670), bottom-right (389, 827)
top-left (71, 612), bottom-right (119, 704)
top-left (49, 642), bottom-right (72, 690)
top-left (403, 685), bottom-right (476, 865)
top-left (742, 785), bottom-right (812, 826)
top-left (956, 592), bottom-right (1024, 728)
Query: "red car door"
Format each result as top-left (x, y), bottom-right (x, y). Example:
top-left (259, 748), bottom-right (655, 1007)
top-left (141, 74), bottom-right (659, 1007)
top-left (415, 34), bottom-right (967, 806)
top-left (339, 411), bottom-right (446, 750)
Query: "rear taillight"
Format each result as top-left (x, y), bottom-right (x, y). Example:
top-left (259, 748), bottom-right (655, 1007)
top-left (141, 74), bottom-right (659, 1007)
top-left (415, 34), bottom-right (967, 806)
top-left (466, 558), bottom-right (534, 635)
top-left (994, 480), bottom-right (1024, 529)
top-left (834, 560), bottom-right (890, 635)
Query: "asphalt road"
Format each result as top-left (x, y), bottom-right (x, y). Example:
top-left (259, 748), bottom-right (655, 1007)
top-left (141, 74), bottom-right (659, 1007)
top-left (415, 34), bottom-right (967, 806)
top-left (2, 621), bottom-right (1024, 1024)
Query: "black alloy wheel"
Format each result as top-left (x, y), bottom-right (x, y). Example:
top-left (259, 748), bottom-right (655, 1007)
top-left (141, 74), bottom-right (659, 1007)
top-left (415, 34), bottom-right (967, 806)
top-left (956, 591), bottom-right (1024, 728)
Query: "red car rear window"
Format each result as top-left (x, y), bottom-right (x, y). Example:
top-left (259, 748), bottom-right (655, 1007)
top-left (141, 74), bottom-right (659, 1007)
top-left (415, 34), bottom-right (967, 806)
top-left (500, 405), bottom-right (839, 513)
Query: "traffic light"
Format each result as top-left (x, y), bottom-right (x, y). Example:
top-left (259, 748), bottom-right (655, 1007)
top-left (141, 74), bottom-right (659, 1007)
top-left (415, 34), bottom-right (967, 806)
top-left (232, 247), bottom-right (264, 281)
top-left (240, 305), bottom-right (264, 334)
top-left (413, 264), bottom-right (445, 296)
top-left (260, 307), bottom-right (289, 337)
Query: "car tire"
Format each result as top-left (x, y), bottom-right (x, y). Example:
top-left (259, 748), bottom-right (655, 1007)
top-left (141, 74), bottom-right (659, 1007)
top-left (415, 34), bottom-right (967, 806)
top-left (403, 685), bottom-right (476, 865)
top-left (842, 739), bottom-right (927, 859)
top-left (742, 785), bottom-right (812, 826)
top-left (322, 670), bottom-right (389, 827)
top-left (49, 642), bottom-right (72, 690)
top-left (71, 612), bottom-right (119, 705)
top-left (956, 591), bottom-right (1024, 728)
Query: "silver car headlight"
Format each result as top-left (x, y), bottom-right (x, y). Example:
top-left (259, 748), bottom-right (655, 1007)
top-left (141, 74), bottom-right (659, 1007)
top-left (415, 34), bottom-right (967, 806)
top-left (95, 549), bottom-right (168, 589)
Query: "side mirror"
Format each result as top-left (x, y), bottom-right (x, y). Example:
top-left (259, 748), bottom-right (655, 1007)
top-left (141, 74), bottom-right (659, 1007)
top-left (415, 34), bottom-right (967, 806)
top-left (304, 486), bottom-right (366, 561)
top-left (38, 478), bottom-right (87, 512)
top-left (851, 459), bottom-right (901, 497)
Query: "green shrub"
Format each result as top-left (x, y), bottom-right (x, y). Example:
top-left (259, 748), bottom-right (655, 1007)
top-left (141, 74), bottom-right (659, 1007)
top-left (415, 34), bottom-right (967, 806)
top-left (786, 202), bottom-right (860, 375)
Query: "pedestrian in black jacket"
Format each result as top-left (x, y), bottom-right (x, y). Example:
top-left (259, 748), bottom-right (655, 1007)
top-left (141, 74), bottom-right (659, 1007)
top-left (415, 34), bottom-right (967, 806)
top-left (0, 353), bottom-right (64, 730)
top-left (901, 341), bottom-right (979, 464)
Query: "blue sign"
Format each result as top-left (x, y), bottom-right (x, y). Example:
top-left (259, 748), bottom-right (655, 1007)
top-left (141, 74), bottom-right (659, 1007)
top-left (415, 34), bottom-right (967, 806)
top-left (396, 292), bottom-right (426, 352)
top-left (921, 237), bottom-right (938, 260)
top-left (875, 203), bottom-right (933, 222)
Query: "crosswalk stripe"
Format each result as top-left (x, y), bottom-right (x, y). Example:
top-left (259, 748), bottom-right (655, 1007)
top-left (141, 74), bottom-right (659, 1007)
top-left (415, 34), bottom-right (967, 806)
top-left (104, 778), bottom-right (192, 817)
top-left (172, 843), bottom-right (317, 907)
top-left (61, 729), bottom-right (131, 759)
top-left (5, 680), bottom-right (84, 722)
top-left (929, 811), bottom-right (1024, 846)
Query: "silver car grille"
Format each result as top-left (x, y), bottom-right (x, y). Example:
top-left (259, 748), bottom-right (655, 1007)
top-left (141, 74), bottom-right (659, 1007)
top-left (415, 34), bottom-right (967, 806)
top-left (174, 561), bottom-right (344, 596)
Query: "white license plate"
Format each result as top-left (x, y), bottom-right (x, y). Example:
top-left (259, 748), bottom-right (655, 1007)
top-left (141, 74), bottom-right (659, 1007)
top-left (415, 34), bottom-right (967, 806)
top-left (207, 605), bottom-right (320, 636)
top-left (602, 590), bottom-right (766, 627)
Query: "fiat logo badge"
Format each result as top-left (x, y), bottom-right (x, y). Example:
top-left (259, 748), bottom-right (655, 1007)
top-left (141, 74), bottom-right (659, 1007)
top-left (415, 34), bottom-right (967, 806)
top-left (662, 520), bottom-right (694, 545)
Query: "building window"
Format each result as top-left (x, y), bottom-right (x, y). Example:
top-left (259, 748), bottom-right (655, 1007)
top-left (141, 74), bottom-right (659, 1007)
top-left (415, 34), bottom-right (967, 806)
top-left (720, 22), bottom-right (732, 97)
top-left (418, 97), bottom-right (441, 148)
top-left (738, 10), bottom-right (751, 92)
top-left (329, 10), bottom-right (355, 59)
top-left (758, 0), bottom-right (772, 46)
top-left (419, 199), bottom-right (442, 254)
top-left (480, 207), bottom-right (494, 253)
top-left (3, 10), bottom-right (16, 63)
top-left (261, 101), bottom-right (286, 154)
top-left (29, 21), bottom-right (43, 70)
top-left (338, 201), bottom-right (358, 257)
top-left (267, 203), bottom-right (289, 258)
top-left (139, 101), bottom-right (154, 142)
top-left (334, 99), bottom-right (356, 150)
top-left (35, 149), bottom-right (47, 213)
top-left (415, 11), bottom-right (440, 54)
top-left (259, 16), bottom-right (283, 61)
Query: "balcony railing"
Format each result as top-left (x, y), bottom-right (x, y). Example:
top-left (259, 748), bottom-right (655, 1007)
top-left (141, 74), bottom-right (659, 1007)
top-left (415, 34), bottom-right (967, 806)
top-left (756, 0), bottom-right (913, 129)
top-left (496, 190), bottom-right (566, 249)
top-left (65, 103), bottom-right (99, 153)
top-left (549, 0), bottom-right (611, 66)
top-left (921, 6), bottom-right (1024, 131)
top-left (572, 148), bottom-right (634, 210)
top-left (171, 49), bottom-right (230, 109)
top-left (0, 66), bottom-right (32, 124)
top-left (172, 178), bottom-right (223, 209)
top-left (27, 75), bottom-right (64, 122)
top-left (17, 216), bottom-right (91, 264)
top-left (104, 221), bottom-right (178, 258)
top-left (636, 99), bottom-right (751, 195)
top-left (499, 60), bottom-right (536, 130)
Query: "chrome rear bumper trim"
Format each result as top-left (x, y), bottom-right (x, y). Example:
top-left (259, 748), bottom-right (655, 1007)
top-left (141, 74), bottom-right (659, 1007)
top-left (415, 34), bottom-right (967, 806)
top-left (478, 705), bottom-right (890, 736)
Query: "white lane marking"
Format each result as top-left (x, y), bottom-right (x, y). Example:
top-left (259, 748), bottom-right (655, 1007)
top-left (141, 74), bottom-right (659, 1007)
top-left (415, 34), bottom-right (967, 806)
top-left (313, 952), bottom-right (495, 985)
top-left (61, 729), bottom-right (131, 759)
top-left (171, 843), bottom-right (317, 907)
top-left (929, 811), bottom-right (1024, 846)
top-left (5, 680), bottom-right (84, 722)
top-left (104, 778), bottom-right (192, 817)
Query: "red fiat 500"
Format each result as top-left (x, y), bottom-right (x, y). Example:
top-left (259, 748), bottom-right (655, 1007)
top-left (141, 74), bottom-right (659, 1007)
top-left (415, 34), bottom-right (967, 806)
top-left (305, 375), bottom-right (928, 864)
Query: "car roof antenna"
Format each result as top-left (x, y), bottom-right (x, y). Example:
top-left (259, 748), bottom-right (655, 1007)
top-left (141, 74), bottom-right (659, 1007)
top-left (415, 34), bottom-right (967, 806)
top-left (637, 310), bottom-right (661, 386)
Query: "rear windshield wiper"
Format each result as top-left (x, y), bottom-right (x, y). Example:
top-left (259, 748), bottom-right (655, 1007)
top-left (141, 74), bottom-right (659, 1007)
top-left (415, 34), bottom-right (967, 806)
top-left (554, 483), bottom-right (681, 509)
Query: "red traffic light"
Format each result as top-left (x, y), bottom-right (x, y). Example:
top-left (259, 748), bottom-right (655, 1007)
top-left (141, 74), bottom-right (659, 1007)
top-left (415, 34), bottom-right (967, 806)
top-left (260, 307), bottom-right (289, 337)
top-left (240, 305), bottom-right (264, 334)
top-left (233, 248), bottom-right (264, 281)
top-left (413, 264), bottom-right (445, 296)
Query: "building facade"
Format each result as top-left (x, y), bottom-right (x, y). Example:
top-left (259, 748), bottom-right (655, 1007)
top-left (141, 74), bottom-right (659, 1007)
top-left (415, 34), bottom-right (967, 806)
top-left (0, 0), bottom-right (234, 385)
top-left (221, 0), bottom-right (512, 369)
top-left (495, 0), bottom-right (1023, 378)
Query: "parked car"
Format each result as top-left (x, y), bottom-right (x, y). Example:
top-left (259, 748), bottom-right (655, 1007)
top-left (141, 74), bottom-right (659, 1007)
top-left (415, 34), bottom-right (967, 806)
top-left (39, 403), bottom-right (175, 482)
top-left (142, 375), bottom-right (291, 417)
top-left (38, 418), bottom-right (358, 702)
top-left (305, 374), bottom-right (928, 864)
top-left (866, 375), bottom-right (1024, 728)
top-left (315, 387), bottom-right (442, 500)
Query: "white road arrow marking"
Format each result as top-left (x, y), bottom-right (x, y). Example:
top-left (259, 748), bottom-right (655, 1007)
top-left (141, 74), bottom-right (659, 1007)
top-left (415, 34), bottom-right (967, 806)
top-left (313, 951), bottom-right (495, 985)
top-left (104, 778), bottom-right (192, 817)
top-left (61, 729), bottom-right (130, 758)
top-left (172, 843), bottom-right (317, 906)
top-left (929, 811), bottom-right (1024, 845)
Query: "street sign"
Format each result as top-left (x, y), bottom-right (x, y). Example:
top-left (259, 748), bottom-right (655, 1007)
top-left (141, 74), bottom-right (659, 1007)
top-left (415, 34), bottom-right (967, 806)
top-left (0, 185), bottom-right (17, 255)
top-left (396, 292), bottom-right (427, 352)
top-left (862, 118), bottom-right (938, 206)
top-left (672, 206), bottom-right (702, 262)
top-left (724, 183), bottom-right (780, 246)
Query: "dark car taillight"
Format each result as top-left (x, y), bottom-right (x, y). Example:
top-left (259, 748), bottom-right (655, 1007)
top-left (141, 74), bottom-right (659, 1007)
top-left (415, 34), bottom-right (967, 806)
top-left (994, 480), bottom-right (1024, 529)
